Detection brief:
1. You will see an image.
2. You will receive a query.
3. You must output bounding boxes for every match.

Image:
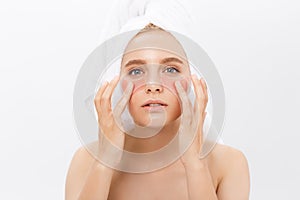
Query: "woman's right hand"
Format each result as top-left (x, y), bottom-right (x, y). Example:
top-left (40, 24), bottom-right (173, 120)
top-left (94, 75), bottom-right (133, 167)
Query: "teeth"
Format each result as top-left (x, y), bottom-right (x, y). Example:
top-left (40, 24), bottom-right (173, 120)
top-left (149, 103), bottom-right (162, 107)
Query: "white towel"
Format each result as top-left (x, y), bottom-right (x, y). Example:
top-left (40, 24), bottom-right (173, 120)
top-left (98, 0), bottom-right (196, 44)
top-left (97, 0), bottom-right (224, 145)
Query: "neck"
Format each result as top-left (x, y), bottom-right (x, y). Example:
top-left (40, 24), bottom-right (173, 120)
top-left (124, 118), bottom-right (180, 153)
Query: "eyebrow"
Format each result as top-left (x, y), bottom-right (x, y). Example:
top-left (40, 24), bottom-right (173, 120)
top-left (161, 57), bottom-right (184, 64)
top-left (124, 57), bottom-right (184, 68)
top-left (124, 59), bottom-right (147, 68)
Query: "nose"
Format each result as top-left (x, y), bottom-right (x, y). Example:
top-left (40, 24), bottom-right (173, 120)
top-left (144, 84), bottom-right (163, 94)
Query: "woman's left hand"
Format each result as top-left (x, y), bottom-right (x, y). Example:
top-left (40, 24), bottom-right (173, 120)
top-left (175, 74), bottom-right (208, 168)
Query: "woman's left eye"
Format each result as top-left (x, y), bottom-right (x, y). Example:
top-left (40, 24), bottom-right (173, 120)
top-left (163, 66), bottom-right (179, 73)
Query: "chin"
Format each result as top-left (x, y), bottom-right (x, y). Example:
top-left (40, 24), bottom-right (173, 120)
top-left (132, 115), bottom-right (166, 127)
top-left (133, 115), bottom-right (180, 129)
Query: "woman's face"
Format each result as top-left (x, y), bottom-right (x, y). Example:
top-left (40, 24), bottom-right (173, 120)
top-left (120, 30), bottom-right (191, 127)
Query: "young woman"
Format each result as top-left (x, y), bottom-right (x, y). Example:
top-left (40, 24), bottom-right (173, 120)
top-left (65, 23), bottom-right (250, 200)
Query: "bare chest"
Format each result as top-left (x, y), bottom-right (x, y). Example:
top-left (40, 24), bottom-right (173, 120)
top-left (108, 169), bottom-right (188, 200)
top-left (107, 161), bottom-right (219, 200)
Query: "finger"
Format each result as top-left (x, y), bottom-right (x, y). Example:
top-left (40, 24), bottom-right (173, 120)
top-left (201, 77), bottom-right (208, 91)
top-left (191, 74), bottom-right (201, 101)
top-left (101, 75), bottom-right (120, 113)
top-left (200, 77), bottom-right (208, 109)
top-left (191, 75), bottom-right (200, 113)
top-left (191, 75), bottom-right (203, 123)
top-left (191, 75), bottom-right (208, 135)
top-left (113, 81), bottom-right (133, 118)
top-left (175, 80), bottom-right (192, 125)
top-left (201, 78), bottom-right (208, 107)
top-left (94, 81), bottom-right (109, 115)
top-left (191, 75), bottom-right (205, 105)
top-left (191, 75), bottom-right (207, 113)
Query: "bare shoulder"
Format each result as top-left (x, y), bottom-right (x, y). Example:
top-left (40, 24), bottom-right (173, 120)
top-left (65, 144), bottom-right (96, 181)
top-left (68, 142), bottom-right (98, 168)
top-left (67, 141), bottom-right (101, 174)
top-left (209, 143), bottom-right (249, 164)
top-left (207, 143), bottom-right (249, 175)
top-left (65, 142), bottom-right (98, 200)
top-left (208, 143), bottom-right (250, 199)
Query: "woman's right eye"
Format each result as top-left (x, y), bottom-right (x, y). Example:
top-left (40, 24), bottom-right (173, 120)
top-left (128, 68), bottom-right (143, 76)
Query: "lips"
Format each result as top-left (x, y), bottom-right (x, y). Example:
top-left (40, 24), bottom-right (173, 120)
top-left (141, 99), bottom-right (168, 108)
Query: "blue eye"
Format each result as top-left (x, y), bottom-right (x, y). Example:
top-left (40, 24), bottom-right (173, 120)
top-left (164, 66), bottom-right (180, 73)
top-left (128, 68), bottom-right (143, 75)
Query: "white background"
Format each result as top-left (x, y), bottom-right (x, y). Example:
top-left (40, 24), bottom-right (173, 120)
top-left (0, 0), bottom-right (299, 199)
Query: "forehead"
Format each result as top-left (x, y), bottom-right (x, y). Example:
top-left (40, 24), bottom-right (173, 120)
top-left (122, 30), bottom-right (188, 65)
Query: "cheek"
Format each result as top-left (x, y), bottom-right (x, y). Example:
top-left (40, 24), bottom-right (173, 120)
top-left (121, 79), bottom-right (141, 94)
top-left (121, 79), bottom-right (127, 91)
top-left (161, 77), bottom-right (189, 95)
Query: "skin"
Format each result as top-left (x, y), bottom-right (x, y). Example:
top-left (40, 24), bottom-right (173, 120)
top-left (65, 29), bottom-right (250, 200)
